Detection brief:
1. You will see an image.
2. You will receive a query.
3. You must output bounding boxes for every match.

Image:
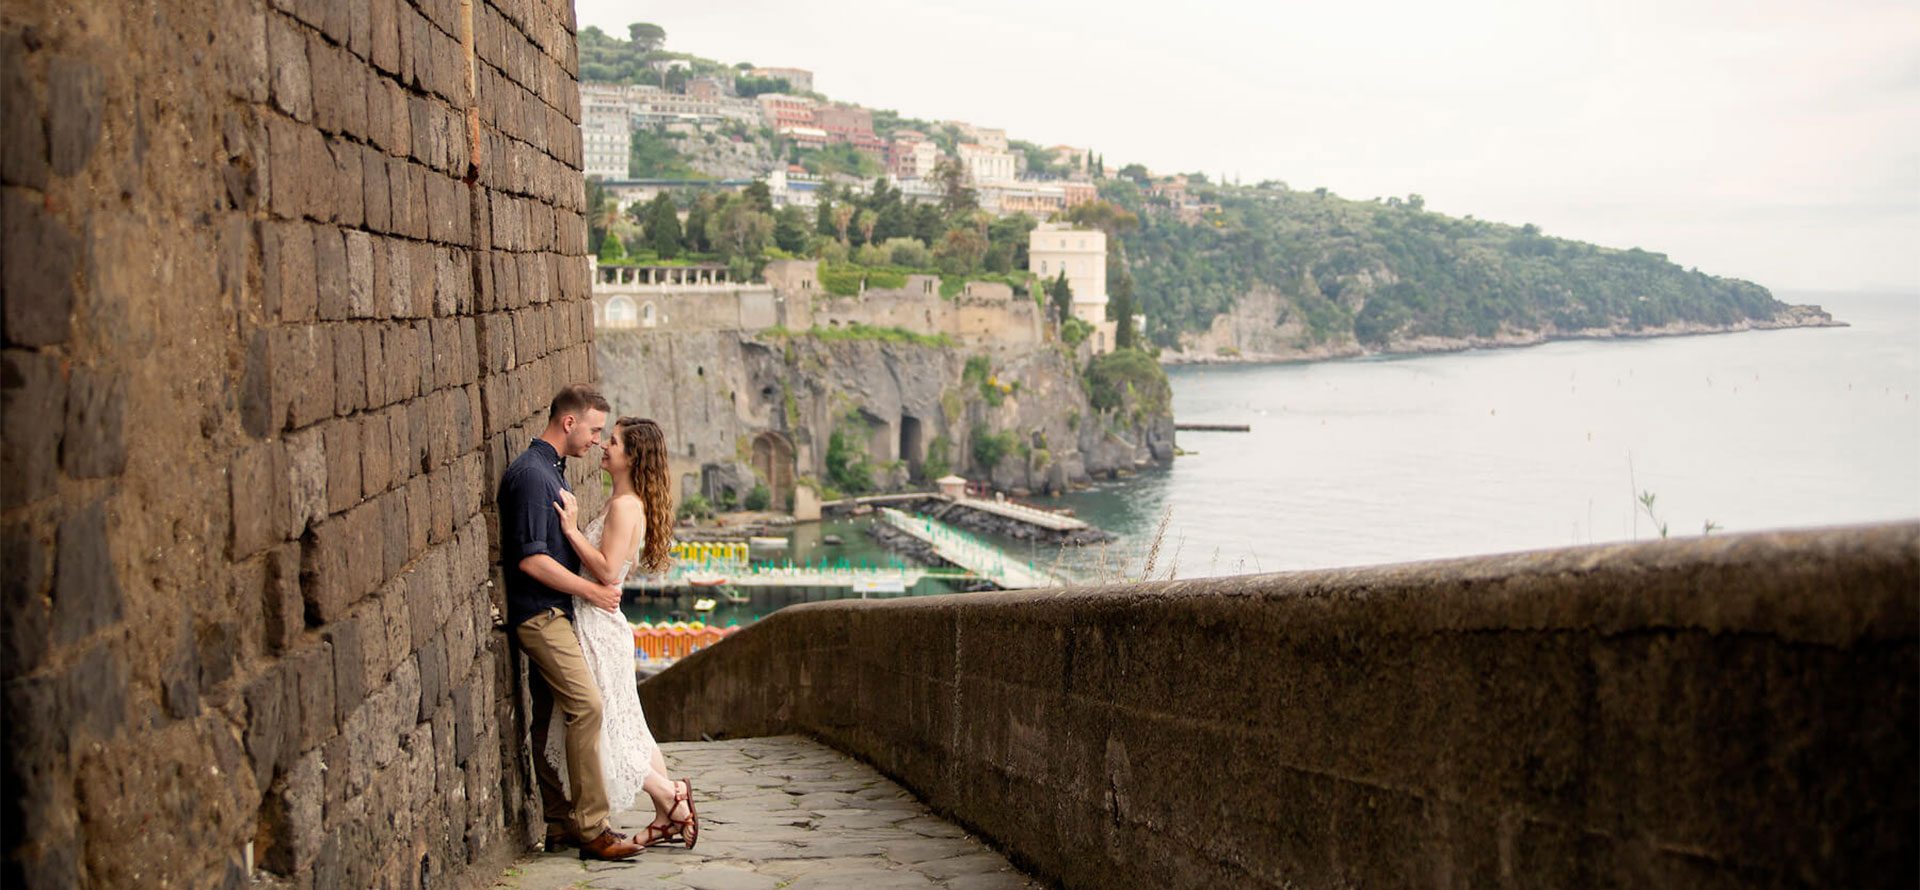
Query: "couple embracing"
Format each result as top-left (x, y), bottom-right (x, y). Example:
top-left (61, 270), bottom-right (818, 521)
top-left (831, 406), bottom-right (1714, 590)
top-left (499, 384), bottom-right (698, 861)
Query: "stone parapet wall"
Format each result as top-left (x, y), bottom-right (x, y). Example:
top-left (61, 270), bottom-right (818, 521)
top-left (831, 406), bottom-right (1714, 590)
top-left (2, 1), bottom-right (593, 887)
top-left (641, 524), bottom-right (1920, 889)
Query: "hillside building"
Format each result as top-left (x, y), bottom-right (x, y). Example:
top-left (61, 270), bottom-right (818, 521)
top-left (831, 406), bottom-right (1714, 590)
top-left (957, 142), bottom-right (1016, 186)
top-left (581, 84), bottom-right (632, 179)
top-left (748, 66), bottom-right (814, 93)
top-left (1028, 224), bottom-right (1118, 353)
top-left (757, 93), bottom-right (815, 130)
top-left (889, 133), bottom-right (942, 180)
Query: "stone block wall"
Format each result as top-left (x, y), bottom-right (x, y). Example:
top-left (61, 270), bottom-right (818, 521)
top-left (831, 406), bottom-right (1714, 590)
top-left (2, 0), bottom-right (594, 887)
top-left (642, 525), bottom-right (1920, 889)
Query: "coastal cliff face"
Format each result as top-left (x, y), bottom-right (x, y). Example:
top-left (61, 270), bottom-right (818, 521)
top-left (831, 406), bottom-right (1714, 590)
top-left (596, 330), bottom-right (1172, 504)
top-left (1163, 286), bottom-right (1842, 365)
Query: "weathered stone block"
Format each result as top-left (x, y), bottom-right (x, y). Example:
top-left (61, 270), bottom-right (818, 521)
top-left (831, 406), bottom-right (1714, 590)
top-left (285, 425), bottom-right (326, 534)
top-left (382, 487), bottom-right (409, 580)
top-left (385, 403), bottom-right (412, 484)
top-left (283, 325), bottom-right (334, 429)
top-left (59, 367), bottom-right (124, 479)
top-left (266, 12), bottom-right (312, 122)
top-left (408, 548), bottom-right (446, 650)
top-left (345, 229), bottom-right (374, 318)
top-left (403, 720), bottom-right (436, 817)
top-left (46, 57), bottom-right (103, 177)
top-left (380, 323), bottom-right (413, 406)
top-left (322, 418), bottom-right (360, 515)
top-left (449, 680), bottom-right (475, 766)
top-left (0, 516), bottom-right (51, 680)
top-left (1, 350), bottom-right (64, 507)
top-left (414, 633), bottom-right (445, 723)
top-left (325, 615), bottom-right (367, 726)
top-left (264, 541), bottom-right (303, 652)
top-left (408, 389), bottom-right (432, 470)
top-left (359, 411), bottom-right (390, 498)
top-left (274, 220), bottom-right (318, 321)
top-left (428, 465), bottom-right (453, 545)
top-left (230, 439), bottom-right (290, 558)
top-left (345, 498), bottom-right (383, 599)
top-left (301, 516), bottom-right (354, 625)
top-left (328, 137), bottom-right (365, 227)
top-left (52, 500), bottom-right (121, 644)
top-left (361, 148), bottom-right (392, 233)
top-left (406, 467), bottom-right (430, 559)
top-left (408, 243), bottom-right (436, 322)
top-left (361, 318), bottom-right (389, 411)
top-left (383, 231), bottom-right (413, 318)
top-left (1, 36), bottom-right (50, 189)
top-left (258, 749), bottom-right (323, 875)
top-left (332, 325), bottom-right (366, 417)
top-left (368, 0), bottom-right (398, 73)
top-left (1, 188), bottom-right (78, 347)
top-left (243, 661), bottom-right (293, 793)
top-left (378, 576), bottom-right (409, 676)
top-left (312, 225), bottom-right (349, 319)
top-left (293, 641), bottom-right (336, 749)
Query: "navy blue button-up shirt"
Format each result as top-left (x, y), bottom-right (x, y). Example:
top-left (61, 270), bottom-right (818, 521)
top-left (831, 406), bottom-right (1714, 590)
top-left (498, 438), bottom-right (579, 627)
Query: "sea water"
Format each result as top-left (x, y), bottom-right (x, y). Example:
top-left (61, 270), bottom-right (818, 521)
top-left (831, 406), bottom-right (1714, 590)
top-left (1032, 290), bottom-right (1920, 578)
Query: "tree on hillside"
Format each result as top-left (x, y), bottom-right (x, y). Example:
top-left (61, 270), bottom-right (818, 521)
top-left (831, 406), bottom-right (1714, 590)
top-left (1048, 271), bottom-right (1074, 324)
top-left (742, 180), bottom-right (774, 213)
top-left (683, 193), bottom-right (715, 253)
top-left (911, 203), bottom-right (945, 245)
top-left (627, 23), bottom-right (666, 52)
top-left (1066, 200), bottom-right (1139, 239)
top-left (598, 230), bottom-right (627, 264)
top-left (1117, 163), bottom-right (1149, 184)
top-left (1108, 242), bottom-right (1136, 350)
top-left (831, 204), bottom-right (856, 245)
top-left (855, 209), bottom-right (877, 247)
top-left (643, 192), bottom-right (682, 259)
top-left (934, 226), bottom-right (987, 276)
top-left (773, 205), bottom-right (810, 253)
top-left (934, 157), bottom-right (976, 217)
top-left (586, 178), bottom-right (615, 248)
top-left (709, 199), bottom-right (774, 261)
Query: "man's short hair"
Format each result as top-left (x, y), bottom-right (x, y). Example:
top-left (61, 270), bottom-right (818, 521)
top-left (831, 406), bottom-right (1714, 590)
top-left (548, 384), bottom-right (611, 421)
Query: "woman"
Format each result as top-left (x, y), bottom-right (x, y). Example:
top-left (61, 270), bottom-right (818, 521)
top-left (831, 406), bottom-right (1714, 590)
top-left (547, 416), bottom-right (699, 849)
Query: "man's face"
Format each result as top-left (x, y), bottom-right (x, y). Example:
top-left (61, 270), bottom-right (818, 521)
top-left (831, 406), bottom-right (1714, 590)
top-left (562, 408), bottom-right (607, 458)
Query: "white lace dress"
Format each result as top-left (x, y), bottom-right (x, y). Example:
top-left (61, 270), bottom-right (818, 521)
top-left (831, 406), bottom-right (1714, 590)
top-left (544, 509), bottom-right (658, 810)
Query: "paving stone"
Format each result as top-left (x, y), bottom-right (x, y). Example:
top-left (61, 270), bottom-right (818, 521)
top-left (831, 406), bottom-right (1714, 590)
top-left (881, 838), bottom-right (984, 866)
top-left (667, 863), bottom-right (780, 890)
top-left (494, 736), bottom-right (1033, 889)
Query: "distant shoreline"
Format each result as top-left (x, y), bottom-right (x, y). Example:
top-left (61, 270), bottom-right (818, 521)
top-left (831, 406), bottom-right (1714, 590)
top-left (1160, 304), bottom-right (1846, 367)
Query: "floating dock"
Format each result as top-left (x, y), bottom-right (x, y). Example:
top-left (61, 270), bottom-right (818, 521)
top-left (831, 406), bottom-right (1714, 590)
top-left (1175, 423), bottom-right (1250, 432)
top-left (876, 508), bottom-right (1059, 590)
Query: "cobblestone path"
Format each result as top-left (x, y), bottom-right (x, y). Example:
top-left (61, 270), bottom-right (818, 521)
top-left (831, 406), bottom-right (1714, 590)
top-left (492, 736), bottom-right (1042, 890)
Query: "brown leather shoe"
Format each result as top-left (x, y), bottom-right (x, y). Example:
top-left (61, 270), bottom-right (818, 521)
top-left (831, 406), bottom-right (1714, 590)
top-left (578, 829), bottom-right (643, 861)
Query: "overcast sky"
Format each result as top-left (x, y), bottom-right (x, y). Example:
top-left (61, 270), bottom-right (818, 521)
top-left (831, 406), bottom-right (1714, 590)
top-left (574, 0), bottom-right (1918, 293)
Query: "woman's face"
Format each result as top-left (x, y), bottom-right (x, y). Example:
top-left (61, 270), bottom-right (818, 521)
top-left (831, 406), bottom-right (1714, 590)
top-left (601, 428), bottom-right (630, 476)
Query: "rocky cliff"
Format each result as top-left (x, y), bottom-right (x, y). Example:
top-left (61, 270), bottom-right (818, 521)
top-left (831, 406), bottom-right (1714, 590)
top-left (596, 330), bottom-right (1173, 506)
top-left (1163, 286), bottom-right (1842, 365)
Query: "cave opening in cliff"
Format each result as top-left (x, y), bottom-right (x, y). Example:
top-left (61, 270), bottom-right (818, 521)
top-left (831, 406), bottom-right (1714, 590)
top-left (900, 415), bottom-right (925, 480)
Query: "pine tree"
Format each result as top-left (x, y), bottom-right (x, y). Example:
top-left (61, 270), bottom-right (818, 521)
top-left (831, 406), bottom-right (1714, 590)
top-left (1049, 271), bottom-right (1074, 324)
top-left (643, 193), bottom-right (682, 259)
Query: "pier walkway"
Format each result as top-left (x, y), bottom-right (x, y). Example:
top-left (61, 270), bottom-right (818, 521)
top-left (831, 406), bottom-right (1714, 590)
top-left (492, 736), bottom-right (1037, 890)
top-left (877, 509), bottom-right (1057, 590)
top-left (948, 494), bottom-right (1088, 532)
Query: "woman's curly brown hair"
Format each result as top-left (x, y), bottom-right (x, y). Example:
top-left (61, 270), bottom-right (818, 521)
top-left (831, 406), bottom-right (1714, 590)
top-left (616, 417), bottom-right (674, 576)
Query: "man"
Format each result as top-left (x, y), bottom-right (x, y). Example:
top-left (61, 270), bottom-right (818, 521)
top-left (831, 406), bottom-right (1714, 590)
top-left (498, 384), bottom-right (642, 861)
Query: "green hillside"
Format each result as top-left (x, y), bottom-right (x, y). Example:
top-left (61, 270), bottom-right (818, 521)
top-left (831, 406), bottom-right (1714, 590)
top-left (1102, 180), bottom-right (1786, 350)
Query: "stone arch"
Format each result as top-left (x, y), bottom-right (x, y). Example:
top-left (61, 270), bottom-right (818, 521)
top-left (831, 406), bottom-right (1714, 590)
top-left (605, 295), bottom-right (637, 328)
top-left (750, 431), bottom-right (797, 512)
top-left (640, 301), bottom-right (657, 328)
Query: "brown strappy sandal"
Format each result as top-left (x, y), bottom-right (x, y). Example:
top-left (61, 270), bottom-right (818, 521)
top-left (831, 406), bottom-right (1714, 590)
top-left (668, 778), bottom-right (698, 849)
top-left (637, 821), bottom-right (678, 848)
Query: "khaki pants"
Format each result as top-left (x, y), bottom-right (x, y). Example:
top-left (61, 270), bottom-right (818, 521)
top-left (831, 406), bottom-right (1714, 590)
top-left (517, 607), bottom-right (610, 843)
